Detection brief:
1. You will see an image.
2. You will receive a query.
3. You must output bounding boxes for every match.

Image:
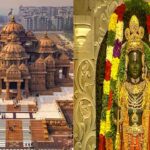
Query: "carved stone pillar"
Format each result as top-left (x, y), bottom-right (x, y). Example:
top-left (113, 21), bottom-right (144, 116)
top-left (5, 81), bottom-right (10, 100)
top-left (25, 79), bottom-right (29, 97)
top-left (16, 81), bottom-right (22, 101)
top-left (74, 0), bottom-right (118, 149)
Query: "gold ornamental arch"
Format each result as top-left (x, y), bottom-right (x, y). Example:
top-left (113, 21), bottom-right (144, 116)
top-left (74, 0), bottom-right (123, 149)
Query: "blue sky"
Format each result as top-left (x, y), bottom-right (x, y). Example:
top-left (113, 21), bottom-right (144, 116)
top-left (0, 0), bottom-right (73, 15)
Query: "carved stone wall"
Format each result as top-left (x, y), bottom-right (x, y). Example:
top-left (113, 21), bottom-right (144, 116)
top-left (74, 0), bottom-right (119, 149)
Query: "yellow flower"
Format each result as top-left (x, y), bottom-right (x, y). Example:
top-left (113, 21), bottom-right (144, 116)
top-left (108, 13), bottom-right (118, 32)
top-left (103, 80), bottom-right (110, 95)
top-left (106, 46), bottom-right (113, 62)
top-left (106, 110), bottom-right (111, 132)
top-left (115, 21), bottom-right (124, 41)
top-left (100, 120), bottom-right (106, 135)
top-left (111, 58), bottom-right (120, 80)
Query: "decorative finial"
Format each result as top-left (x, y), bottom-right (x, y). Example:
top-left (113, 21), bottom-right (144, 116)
top-left (44, 32), bottom-right (49, 38)
top-left (10, 15), bottom-right (15, 22)
top-left (125, 15), bottom-right (144, 53)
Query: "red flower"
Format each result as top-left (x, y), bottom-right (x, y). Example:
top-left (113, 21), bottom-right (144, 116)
top-left (99, 134), bottom-right (106, 150)
top-left (104, 60), bottom-right (112, 81)
top-left (108, 91), bottom-right (113, 110)
top-left (146, 15), bottom-right (150, 34)
top-left (115, 4), bottom-right (126, 21)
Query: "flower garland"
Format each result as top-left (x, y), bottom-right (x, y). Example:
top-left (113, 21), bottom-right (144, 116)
top-left (99, 13), bottom-right (118, 149)
top-left (99, 4), bottom-right (126, 150)
top-left (105, 4), bottom-right (125, 135)
top-left (99, 12), bottom-right (118, 135)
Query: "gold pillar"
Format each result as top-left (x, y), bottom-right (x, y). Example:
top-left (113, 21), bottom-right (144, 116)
top-left (16, 81), bottom-right (22, 101)
top-left (25, 79), bottom-right (29, 97)
top-left (5, 81), bottom-right (10, 100)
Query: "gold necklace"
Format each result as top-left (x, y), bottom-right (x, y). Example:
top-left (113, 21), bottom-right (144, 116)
top-left (125, 81), bottom-right (146, 110)
top-left (125, 80), bottom-right (146, 95)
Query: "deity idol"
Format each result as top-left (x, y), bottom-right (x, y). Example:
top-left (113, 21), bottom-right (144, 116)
top-left (117, 15), bottom-right (150, 150)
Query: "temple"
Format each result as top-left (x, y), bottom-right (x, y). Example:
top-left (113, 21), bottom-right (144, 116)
top-left (0, 16), bottom-right (73, 149)
top-left (0, 16), bottom-right (72, 101)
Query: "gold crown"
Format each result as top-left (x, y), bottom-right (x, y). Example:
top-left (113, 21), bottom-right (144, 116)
top-left (125, 15), bottom-right (144, 54)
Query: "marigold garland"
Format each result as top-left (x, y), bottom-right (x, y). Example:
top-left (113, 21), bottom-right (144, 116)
top-left (105, 21), bottom-right (124, 134)
top-left (99, 3), bottom-right (126, 150)
top-left (100, 12), bottom-right (118, 137)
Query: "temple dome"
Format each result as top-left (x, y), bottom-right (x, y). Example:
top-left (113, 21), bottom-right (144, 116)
top-left (0, 33), bottom-right (28, 60)
top-left (39, 33), bottom-right (54, 53)
top-left (1, 16), bottom-right (25, 34)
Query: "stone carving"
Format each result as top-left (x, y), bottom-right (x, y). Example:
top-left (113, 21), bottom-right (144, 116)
top-left (74, 60), bottom-right (95, 150)
top-left (74, 0), bottom-right (120, 149)
top-left (75, 24), bottom-right (91, 49)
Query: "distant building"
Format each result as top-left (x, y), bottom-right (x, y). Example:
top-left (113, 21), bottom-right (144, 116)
top-left (18, 6), bottom-right (73, 31)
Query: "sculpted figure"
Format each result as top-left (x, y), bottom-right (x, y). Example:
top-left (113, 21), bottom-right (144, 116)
top-left (118, 15), bottom-right (150, 150)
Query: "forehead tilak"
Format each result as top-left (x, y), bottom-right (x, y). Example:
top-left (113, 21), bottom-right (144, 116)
top-left (133, 52), bottom-right (137, 61)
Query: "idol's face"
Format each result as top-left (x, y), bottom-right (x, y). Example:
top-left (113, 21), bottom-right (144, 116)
top-left (128, 51), bottom-right (142, 79)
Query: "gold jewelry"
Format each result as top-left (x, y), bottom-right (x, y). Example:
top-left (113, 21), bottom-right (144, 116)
top-left (125, 80), bottom-right (146, 95)
top-left (130, 77), bottom-right (140, 84)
